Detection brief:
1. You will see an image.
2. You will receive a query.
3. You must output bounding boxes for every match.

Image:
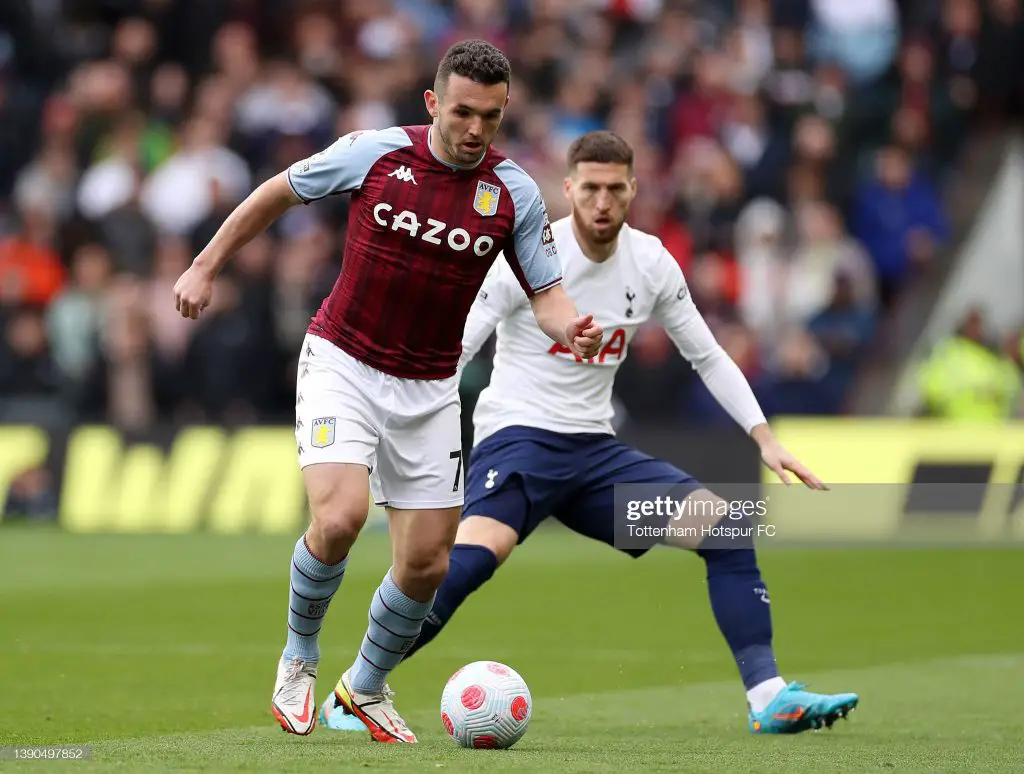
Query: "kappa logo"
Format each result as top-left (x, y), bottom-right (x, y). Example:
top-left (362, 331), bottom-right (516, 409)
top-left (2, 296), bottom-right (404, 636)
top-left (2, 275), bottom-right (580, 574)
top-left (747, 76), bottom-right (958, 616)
top-left (388, 165), bottom-right (417, 184)
top-left (484, 469), bottom-right (498, 489)
top-left (311, 417), bottom-right (336, 448)
top-left (473, 181), bottom-right (501, 217)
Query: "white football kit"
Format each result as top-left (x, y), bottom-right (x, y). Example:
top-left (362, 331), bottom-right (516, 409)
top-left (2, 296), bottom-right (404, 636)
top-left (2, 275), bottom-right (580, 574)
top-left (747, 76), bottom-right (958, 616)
top-left (460, 217), bottom-right (768, 445)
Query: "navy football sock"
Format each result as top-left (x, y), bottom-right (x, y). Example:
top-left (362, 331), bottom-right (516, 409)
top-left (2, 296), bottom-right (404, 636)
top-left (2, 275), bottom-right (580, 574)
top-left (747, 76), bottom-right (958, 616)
top-left (697, 544), bottom-right (780, 691)
top-left (402, 544), bottom-right (498, 661)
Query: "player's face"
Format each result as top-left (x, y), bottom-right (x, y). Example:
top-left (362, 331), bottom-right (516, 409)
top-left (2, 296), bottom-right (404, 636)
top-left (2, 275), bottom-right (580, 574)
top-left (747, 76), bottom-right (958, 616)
top-left (564, 162), bottom-right (637, 244)
top-left (426, 74), bottom-right (509, 165)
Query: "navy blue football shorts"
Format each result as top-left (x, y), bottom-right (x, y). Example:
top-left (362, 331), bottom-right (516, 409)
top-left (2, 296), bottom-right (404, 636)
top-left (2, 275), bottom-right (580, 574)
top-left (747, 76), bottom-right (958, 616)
top-left (462, 425), bottom-right (703, 558)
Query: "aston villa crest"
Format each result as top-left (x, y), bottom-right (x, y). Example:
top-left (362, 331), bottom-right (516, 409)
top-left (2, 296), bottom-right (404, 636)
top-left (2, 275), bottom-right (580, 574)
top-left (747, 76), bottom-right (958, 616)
top-left (473, 181), bottom-right (501, 217)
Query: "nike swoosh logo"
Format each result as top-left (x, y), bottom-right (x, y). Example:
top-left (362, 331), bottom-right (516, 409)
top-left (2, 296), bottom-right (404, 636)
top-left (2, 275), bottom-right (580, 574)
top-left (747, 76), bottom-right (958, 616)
top-left (294, 687), bottom-right (312, 724)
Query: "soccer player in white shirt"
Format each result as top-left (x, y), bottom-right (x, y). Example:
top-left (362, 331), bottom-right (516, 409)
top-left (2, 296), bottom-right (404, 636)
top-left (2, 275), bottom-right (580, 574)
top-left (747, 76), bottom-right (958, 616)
top-left (319, 131), bottom-right (859, 735)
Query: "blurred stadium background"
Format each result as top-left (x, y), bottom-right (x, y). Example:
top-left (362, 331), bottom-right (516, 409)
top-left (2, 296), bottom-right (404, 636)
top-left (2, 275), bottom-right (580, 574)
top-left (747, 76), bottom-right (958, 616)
top-left (1, 1), bottom-right (1023, 770)
top-left (2, 0), bottom-right (1023, 525)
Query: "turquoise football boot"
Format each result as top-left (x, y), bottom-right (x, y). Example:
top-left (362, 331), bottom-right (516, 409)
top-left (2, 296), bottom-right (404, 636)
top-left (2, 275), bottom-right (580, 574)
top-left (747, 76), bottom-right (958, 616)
top-left (749, 682), bottom-right (859, 734)
top-left (319, 694), bottom-right (368, 732)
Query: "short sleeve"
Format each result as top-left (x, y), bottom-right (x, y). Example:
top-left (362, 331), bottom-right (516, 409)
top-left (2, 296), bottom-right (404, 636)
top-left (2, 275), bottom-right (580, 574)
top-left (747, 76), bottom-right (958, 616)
top-left (286, 127), bottom-right (412, 203)
top-left (493, 161), bottom-right (562, 297)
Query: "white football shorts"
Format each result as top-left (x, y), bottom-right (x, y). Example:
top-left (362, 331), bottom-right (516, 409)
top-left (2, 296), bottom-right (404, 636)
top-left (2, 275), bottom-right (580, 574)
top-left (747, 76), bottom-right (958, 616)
top-left (294, 333), bottom-right (464, 510)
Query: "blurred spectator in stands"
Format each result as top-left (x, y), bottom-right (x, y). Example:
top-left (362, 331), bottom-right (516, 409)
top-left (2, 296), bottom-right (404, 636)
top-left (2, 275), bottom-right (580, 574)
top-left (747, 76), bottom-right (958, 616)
top-left (806, 0), bottom-right (900, 86)
top-left (917, 309), bottom-right (1022, 419)
top-left (13, 143), bottom-right (78, 227)
top-left (672, 50), bottom-right (735, 153)
top-left (0, 307), bottom-right (58, 399)
top-left (976, 0), bottom-right (1024, 122)
top-left (45, 242), bottom-right (111, 406)
top-left (787, 199), bottom-right (876, 325)
top-left (735, 197), bottom-right (874, 341)
top-left (805, 269), bottom-right (878, 412)
top-left (720, 92), bottom-right (788, 201)
top-left (143, 235), bottom-right (195, 386)
top-left (735, 197), bottom-right (789, 342)
top-left (850, 145), bottom-right (949, 307)
top-left (76, 111), bottom-right (149, 225)
top-left (789, 112), bottom-right (854, 217)
top-left (0, 45), bottom-right (43, 204)
top-left (181, 273), bottom-right (275, 424)
top-left (100, 275), bottom-right (156, 430)
top-left (673, 139), bottom-right (744, 255)
top-left (140, 116), bottom-right (250, 237)
top-left (0, 209), bottom-right (65, 308)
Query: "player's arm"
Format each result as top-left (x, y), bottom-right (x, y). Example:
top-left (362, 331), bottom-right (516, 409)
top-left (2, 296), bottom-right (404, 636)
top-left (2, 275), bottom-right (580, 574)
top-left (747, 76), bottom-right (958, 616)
top-left (191, 173), bottom-right (299, 276)
top-left (653, 254), bottom-right (827, 489)
top-left (459, 257), bottom-right (523, 371)
top-left (497, 169), bottom-right (602, 358)
top-left (529, 285), bottom-right (602, 360)
top-left (175, 128), bottom-right (399, 319)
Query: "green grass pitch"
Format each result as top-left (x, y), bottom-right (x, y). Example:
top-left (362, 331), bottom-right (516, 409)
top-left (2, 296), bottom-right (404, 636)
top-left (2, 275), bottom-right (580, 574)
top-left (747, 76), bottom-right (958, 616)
top-left (1, 526), bottom-right (1021, 772)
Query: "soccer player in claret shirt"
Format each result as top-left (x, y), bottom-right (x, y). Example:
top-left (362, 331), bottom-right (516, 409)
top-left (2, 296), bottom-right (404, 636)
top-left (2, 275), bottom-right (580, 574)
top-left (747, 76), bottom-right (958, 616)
top-left (326, 130), bottom-right (859, 736)
top-left (172, 40), bottom-right (603, 743)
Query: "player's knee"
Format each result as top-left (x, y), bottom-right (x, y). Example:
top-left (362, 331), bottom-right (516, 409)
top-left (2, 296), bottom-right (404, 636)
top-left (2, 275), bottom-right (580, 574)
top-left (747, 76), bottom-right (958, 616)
top-left (310, 512), bottom-right (365, 550)
top-left (456, 515), bottom-right (517, 565)
top-left (308, 492), bottom-right (368, 547)
top-left (304, 468), bottom-right (370, 552)
top-left (394, 550), bottom-right (449, 596)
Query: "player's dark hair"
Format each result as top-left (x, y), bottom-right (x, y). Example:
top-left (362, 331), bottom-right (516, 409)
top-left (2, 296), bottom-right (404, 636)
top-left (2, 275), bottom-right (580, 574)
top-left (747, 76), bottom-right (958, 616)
top-left (567, 131), bottom-right (634, 173)
top-left (434, 39), bottom-right (511, 95)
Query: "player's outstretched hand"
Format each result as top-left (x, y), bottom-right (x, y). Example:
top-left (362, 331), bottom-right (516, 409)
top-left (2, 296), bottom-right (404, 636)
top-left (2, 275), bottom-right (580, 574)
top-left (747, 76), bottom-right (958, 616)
top-left (567, 313), bottom-right (603, 360)
top-left (760, 440), bottom-right (829, 490)
top-left (173, 263), bottom-right (215, 320)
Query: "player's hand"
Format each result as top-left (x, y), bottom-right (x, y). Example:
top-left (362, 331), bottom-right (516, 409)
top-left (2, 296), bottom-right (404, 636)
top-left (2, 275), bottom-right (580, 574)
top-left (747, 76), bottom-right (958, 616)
top-left (567, 313), bottom-right (603, 360)
top-left (173, 263), bottom-right (215, 320)
top-left (759, 438), bottom-right (829, 490)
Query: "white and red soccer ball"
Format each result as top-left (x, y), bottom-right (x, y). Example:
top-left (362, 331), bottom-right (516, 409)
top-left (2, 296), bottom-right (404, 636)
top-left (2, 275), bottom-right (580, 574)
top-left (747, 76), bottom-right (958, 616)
top-left (440, 660), bottom-right (532, 749)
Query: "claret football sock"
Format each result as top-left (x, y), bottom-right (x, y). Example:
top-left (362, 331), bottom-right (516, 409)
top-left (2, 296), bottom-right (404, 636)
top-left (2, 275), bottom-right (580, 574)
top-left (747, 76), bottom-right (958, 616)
top-left (402, 544), bottom-right (498, 661)
top-left (283, 534), bottom-right (347, 662)
top-left (697, 545), bottom-right (782, 701)
top-left (349, 568), bottom-right (434, 694)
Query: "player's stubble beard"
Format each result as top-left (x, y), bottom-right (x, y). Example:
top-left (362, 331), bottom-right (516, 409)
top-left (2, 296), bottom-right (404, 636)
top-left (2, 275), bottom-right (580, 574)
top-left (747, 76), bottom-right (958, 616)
top-left (437, 120), bottom-right (485, 166)
top-left (573, 205), bottom-right (623, 247)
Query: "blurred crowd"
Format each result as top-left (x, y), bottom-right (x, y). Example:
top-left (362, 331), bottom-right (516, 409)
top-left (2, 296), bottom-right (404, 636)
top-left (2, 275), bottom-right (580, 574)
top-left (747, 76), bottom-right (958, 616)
top-left (0, 0), bottom-right (1022, 433)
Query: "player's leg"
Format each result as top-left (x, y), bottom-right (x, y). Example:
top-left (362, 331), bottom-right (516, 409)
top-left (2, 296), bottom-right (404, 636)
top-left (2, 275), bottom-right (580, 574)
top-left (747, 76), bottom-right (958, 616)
top-left (333, 503), bottom-right (460, 743)
top-left (272, 334), bottom-right (379, 735)
top-left (661, 490), bottom-right (858, 733)
top-left (322, 427), bottom-right (566, 737)
top-left (328, 375), bottom-right (465, 743)
top-left (400, 427), bottom-right (576, 661)
top-left (321, 513), bottom-right (517, 734)
top-left (558, 438), bottom-right (857, 734)
top-left (400, 510), bottom-right (520, 661)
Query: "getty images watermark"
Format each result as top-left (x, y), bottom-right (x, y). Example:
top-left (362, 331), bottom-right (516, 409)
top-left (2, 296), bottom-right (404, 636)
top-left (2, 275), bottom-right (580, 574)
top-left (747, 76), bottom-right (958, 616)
top-left (614, 483), bottom-right (774, 551)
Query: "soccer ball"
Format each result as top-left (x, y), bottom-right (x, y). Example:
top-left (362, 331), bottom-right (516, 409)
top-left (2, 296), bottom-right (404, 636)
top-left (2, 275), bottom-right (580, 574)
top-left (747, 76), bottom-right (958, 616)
top-left (439, 660), bottom-right (532, 749)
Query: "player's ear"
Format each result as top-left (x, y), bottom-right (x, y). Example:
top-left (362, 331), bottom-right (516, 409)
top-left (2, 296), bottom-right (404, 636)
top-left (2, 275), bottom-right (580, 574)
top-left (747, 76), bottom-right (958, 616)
top-left (424, 89), bottom-right (439, 119)
top-left (562, 175), bottom-right (572, 201)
